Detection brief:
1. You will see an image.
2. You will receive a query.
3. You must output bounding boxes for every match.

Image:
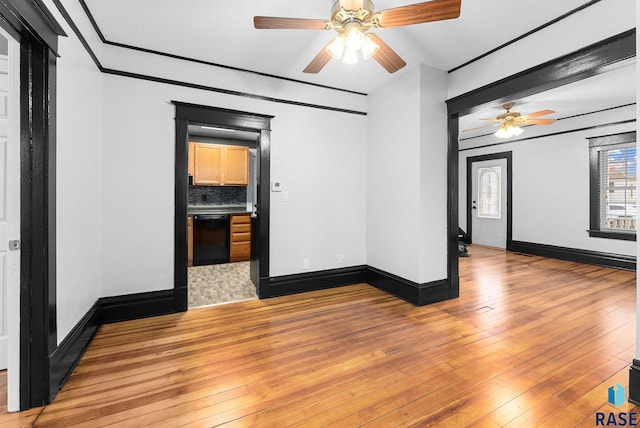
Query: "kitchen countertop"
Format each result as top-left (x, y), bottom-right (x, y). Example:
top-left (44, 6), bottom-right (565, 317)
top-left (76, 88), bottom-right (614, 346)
top-left (187, 205), bottom-right (252, 215)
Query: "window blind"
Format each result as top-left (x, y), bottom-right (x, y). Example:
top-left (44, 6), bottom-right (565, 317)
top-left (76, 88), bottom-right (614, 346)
top-left (599, 143), bottom-right (636, 231)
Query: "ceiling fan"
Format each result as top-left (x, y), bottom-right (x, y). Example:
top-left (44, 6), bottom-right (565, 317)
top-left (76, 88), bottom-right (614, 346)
top-left (464, 102), bottom-right (557, 139)
top-left (253, 0), bottom-right (462, 74)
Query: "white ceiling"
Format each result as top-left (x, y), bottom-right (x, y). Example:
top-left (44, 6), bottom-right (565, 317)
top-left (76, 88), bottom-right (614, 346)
top-left (83, 0), bottom-right (635, 132)
top-left (85, 0), bottom-right (593, 93)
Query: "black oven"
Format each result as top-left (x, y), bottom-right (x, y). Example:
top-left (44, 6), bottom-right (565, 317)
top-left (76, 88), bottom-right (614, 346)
top-left (192, 214), bottom-right (230, 265)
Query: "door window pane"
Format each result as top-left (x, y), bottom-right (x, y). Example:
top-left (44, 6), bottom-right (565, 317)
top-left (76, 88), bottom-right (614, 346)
top-left (477, 166), bottom-right (502, 219)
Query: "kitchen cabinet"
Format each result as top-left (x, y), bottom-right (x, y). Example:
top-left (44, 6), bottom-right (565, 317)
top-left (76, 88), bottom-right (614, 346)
top-left (189, 142), bottom-right (248, 186)
top-left (223, 146), bottom-right (249, 185)
top-left (188, 143), bottom-right (195, 177)
top-left (187, 215), bottom-right (193, 267)
top-left (230, 214), bottom-right (251, 262)
top-left (193, 143), bottom-right (222, 185)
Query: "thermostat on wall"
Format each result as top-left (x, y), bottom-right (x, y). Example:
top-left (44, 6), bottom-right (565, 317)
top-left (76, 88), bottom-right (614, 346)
top-left (271, 180), bottom-right (282, 192)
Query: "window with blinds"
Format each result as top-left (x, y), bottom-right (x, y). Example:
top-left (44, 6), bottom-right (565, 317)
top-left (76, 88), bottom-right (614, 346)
top-left (588, 132), bottom-right (637, 241)
top-left (599, 144), bottom-right (636, 231)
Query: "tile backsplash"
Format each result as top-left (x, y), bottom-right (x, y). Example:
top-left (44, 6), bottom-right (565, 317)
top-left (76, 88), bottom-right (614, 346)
top-left (188, 185), bottom-right (246, 206)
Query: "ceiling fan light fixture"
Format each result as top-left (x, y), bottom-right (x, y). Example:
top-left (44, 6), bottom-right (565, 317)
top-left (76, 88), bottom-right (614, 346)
top-left (344, 24), bottom-right (365, 50)
top-left (361, 34), bottom-right (379, 59)
top-left (327, 36), bottom-right (346, 59)
top-left (494, 124), bottom-right (523, 139)
top-left (342, 47), bottom-right (359, 64)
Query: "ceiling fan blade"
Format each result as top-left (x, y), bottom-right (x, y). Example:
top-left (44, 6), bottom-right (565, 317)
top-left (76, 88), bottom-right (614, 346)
top-left (339, 0), bottom-right (364, 11)
top-left (377, 0), bottom-right (461, 28)
top-left (254, 16), bottom-right (329, 30)
top-left (479, 118), bottom-right (501, 122)
top-left (303, 42), bottom-right (333, 74)
top-left (521, 119), bottom-right (557, 125)
top-left (521, 109), bottom-right (555, 119)
top-left (462, 123), bottom-right (501, 132)
top-left (368, 34), bottom-right (407, 73)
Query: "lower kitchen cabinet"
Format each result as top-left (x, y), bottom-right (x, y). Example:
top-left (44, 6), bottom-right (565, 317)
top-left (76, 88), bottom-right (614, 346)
top-left (230, 214), bottom-right (251, 262)
top-left (187, 215), bottom-right (193, 267)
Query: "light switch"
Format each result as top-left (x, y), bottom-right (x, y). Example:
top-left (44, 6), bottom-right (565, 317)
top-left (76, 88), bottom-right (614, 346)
top-left (282, 191), bottom-right (289, 202)
top-left (271, 180), bottom-right (282, 192)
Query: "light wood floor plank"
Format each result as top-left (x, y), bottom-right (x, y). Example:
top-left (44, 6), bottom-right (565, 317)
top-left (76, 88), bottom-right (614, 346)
top-left (1, 245), bottom-right (638, 427)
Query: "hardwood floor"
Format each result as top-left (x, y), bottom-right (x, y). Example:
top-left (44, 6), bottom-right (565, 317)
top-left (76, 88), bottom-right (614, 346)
top-left (0, 371), bottom-right (5, 415)
top-left (1, 245), bottom-right (638, 426)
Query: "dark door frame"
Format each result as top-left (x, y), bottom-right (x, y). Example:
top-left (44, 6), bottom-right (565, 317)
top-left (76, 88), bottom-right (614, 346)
top-left (445, 28), bottom-right (635, 300)
top-left (465, 152), bottom-right (513, 248)
top-left (0, 0), bottom-right (66, 409)
top-left (173, 102), bottom-right (273, 308)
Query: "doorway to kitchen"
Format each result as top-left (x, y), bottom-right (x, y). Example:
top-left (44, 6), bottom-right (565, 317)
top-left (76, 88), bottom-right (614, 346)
top-left (173, 103), bottom-right (272, 312)
top-left (186, 125), bottom-right (259, 307)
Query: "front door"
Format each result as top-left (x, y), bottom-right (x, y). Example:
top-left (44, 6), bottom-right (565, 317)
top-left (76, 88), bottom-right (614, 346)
top-left (471, 158), bottom-right (507, 248)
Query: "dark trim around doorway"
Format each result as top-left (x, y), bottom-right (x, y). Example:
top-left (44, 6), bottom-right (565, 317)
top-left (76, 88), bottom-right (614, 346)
top-left (447, 29), bottom-right (636, 116)
top-left (0, 0), bottom-right (66, 55)
top-left (173, 102), bottom-right (273, 307)
top-left (0, 0), bottom-right (66, 410)
top-left (446, 28), bottom-right (636, 405)
top-left (465, 152), bottom-right (513, 249)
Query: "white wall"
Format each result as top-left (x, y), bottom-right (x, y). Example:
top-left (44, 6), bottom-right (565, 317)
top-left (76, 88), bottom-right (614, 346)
top-left (100, 73), bottom-right (367, 296)
top-left (448, 0), bottom-right (635, 99)
top-left (459, 105), bottom-right (636, 256)
top-left (367, 65), bottom-right (448, 284)
top-left (44, 2), bottom-right (104, 344)
top-left (418, 65), bottom-right (448, 282)
top-left (367, 67), bottom-right (421, 281)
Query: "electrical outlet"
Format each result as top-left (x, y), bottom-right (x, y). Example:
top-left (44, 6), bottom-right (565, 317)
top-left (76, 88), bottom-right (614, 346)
top-left (303, 258), bottom-right (310, 270)
top-left (337, 254), bottom-right (344, 264)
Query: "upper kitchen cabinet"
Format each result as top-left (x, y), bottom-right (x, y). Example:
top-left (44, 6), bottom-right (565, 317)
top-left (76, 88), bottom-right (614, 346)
top-left (188, 142), bottom-right (195, 177)
top-left (223, 146), bottom-right (249, 185)
top-left (189, 143), bottom-right (248, 186)
top-left (193, 143), bottom-right (223, 185)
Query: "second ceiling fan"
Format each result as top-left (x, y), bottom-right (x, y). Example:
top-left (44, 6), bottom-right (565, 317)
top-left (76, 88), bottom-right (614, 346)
top-left (254, 0), bottom-right (462, 74)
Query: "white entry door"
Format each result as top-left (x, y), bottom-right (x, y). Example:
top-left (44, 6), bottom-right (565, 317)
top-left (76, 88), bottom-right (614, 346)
top-left (471, 158), bottom-right (507, 248)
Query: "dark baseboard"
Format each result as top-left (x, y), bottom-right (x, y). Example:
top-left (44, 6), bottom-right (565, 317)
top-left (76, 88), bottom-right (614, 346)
top-left (47, 265), bottom-right (453, 401)
top-left (366, 266), bottom-right (450, 306)
top-left (509, 240), bottom-right (636, 271)
top-left (48, 301), bottom-right (101, 401)
top-left (267, 265), bottom-right (367, 298)
top-left (267, 264), bottom-right (453, 306)
top-left (99, 289), bottom-right (178, 324)
top-left (630, 359), bottom-right (640, 405)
